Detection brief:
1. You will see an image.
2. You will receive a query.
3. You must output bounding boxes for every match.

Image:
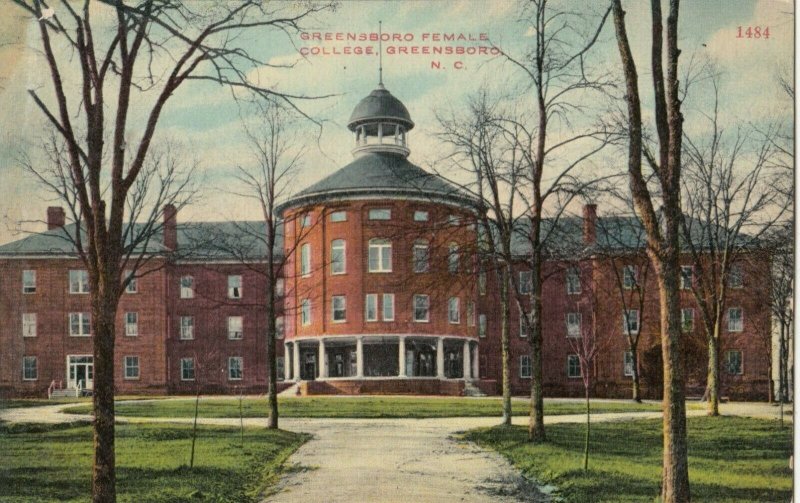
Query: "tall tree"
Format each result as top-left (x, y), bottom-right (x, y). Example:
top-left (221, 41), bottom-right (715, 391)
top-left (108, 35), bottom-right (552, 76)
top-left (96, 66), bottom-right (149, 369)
top-left (10, 1), bottom-right (334, 500)
top-left (611, 0), bottom-right (691, 500)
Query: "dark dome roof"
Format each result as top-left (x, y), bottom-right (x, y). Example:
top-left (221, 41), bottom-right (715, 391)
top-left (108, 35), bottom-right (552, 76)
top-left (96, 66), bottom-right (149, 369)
top-left (347, 86), bottom-right (414, 131)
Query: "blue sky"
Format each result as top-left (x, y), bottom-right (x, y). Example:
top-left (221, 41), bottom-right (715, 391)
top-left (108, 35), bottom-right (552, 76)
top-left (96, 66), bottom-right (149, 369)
top-left (0, 0), bottom-right (793, 244)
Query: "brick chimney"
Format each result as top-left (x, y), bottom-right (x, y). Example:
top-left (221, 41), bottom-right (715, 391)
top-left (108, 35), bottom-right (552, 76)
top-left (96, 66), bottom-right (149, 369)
top-left (47, 206), bottom-right (65, 230)
top-left (163, 204), bottom-right (178, 250)
top-left (583, 203), bottom-right (597, 245)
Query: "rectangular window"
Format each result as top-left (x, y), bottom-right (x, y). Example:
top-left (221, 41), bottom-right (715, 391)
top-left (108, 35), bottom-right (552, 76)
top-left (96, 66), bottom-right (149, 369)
top-left (301, 299), bottom-right (311, 326)
top-left (725, 350), bottom-right (743, 375)
top-left (301, 214), bottom-right (312, 228)
top-left (180, 358), bottom-right (195, 381)
top-left (368, 208), bottom-right (391, 220)
top-left (22, 313), bottom-right (36, 337)
top-left (413, 294), bottom-right (430, 322)
top-left (22, 270), bottom-right (36, 294)
top-left (623, 265), bottom-right (637, 290)
top-left (467, 301), bottom-right (476, 327)
top-left (681, 308), bottom-right (694, 333)
top-left (22, 356), bottom-right (37, 380)
top-left (519, 271), bottom-right (532, 295)
top-left (413, 242), bottom-right (429, 273)
top-left (124, 356), bottom-right (140, 379)
top-left (276, 316), bottom-right (285, 339)
top-left (448, 244), bottom-right (460, 273)
top-left (728, 308), bottom-right (743, 332)
top-left (125, 270), bottom-right (137, 293)
top-left (330, 210), bottom-right (347, 222)
top-left (228, 357), bottom-right (243, 380)
top-left (69, 269), bottom-right (89, 294)
top-left (478, 267), bottom-right (487, 296)
top-left (623, 351), bottom-right (634, 377)
top-left (566, 312), bottom-right (581, 338)
top-left (69, 313), bottom-right (91, 337)
top-left (228, 275), bottom-right (242, 299)
top-left (478, 314), bottom-right (487, 338)
top-left (520, 355), bottom-right (532, 378)
top-left (382, 293), bottom-right (395, 321)
top-left (365, 294), bottom-right (378, 322)
top-left (519, 311), bottom-right (531, 338)
top-left (448, 297), bottom-right (460, 324)
top-left (729, 265), bottom-right (744, 288)
top-left (623, 309), bottom-right (640, 335)
top-left (125, 312), bottom-right (138, 336)
top-left (680, 266), bottom-right (693, 290)
top-left (180, 276), bottom-right (194, 299)
top-left (301, 243), bottom-right (311, 277)
top-left (448, 214), bottom-right (461, 226)
top-left (566, 267), bottom-right (581, 295)
top-left (368, 239), bottom-right (392, 272)
top-left (413, 210), bottom-right (429, 222)
top-left (275, 278), bottom-right (285, 297)
top-left (276, 357), bottom-right (285, 381)
top-left (331, 240), bottom-right (346, 274)
top-left (332, 295), bottom-right (346, 322)
top-left (228, 316), bottom-right (243, 339)
top-left (567, 354), bottom-right (581, 378)
top-left (180, 316), bottom-right (194, 340)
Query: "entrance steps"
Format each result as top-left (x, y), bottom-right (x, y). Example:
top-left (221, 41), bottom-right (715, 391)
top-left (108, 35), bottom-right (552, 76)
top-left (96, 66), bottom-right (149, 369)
top-left (463, 380), bottom-right (487, 397)
top-left (49, 388), bottom-right (82, 398)
top-left (278, 382), bottom-right (301, 396)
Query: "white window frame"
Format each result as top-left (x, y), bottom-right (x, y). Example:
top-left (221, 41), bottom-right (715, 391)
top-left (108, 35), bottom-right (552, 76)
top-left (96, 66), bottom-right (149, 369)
top-left (228, 275), bottom-right (242, 299)
top-left (566, 312), bottom-right (581, 338)
top-left (478, 314), bottom-right (487, 338)
top-left (180, 358), bottom-right (195, 381)
top-left (728, 307), bottom-right (743, 332)
top-left (467, 301), bottom-right (476, 327)
top-left (623, 309), bottom-right (640, 335)
top-left (301, 214), bottom-right (312, 228)
top-left (275, 316), bottom-right (285, 339)
top-left (566, 267), bottom-right (581, 295)
top-left (413, 241), bottom-right (429, 273)
top-left (448, 297), bottom-right (460, 324)
top-left (368, 239), bottom-right (392, 273)
top-left (520, 355), bottom-right (532, 378)
top-left (331, 239), bottom-right (346, 275)
top-left (125, 312), bottom-right (138, 337)
top-left (301, 243), bottom-right (312, 277)
top-left (69, 312), bottom-right (91, 337)
top-left (448, 214), bottom-right (461, 226)
top-left (125, 270), bottom-right (137, 293)
top-left (332, 295), bottom-right (347, 323)
top-left (22, 270), bottom-right (36, 294)
top-left (681, 308), bottom-right (694, 333)
top-left (330, 210), bottom-right (347, 222)
top-left (382, 293), bottom-right (395, 321)
top-left (365, 294), bottom-right (378, 322)
top-left (301, 299), bottom-right (311, 326)
top-left (228, 356), bottom-right (243, 380)
top-left (124, 356), bottom-right (140, 380)
top-left (180, 316), bottom-right (194, 340)
top-left (680, 266), bottom-right (693, 290)
top-left (275, 278), bottom-right (285, 297)
top-left (413, 294), bottom-right (430, 323)
top-left (22, 313), bottom-right (36, 337)
top-left (519, 271), bottom-right (532, 295)
top-left (180, 276), bottom-right (194, 299)
top-left (519, 311), bottom-right (530, 338)
top-left (368, 208), bottom-right (391, 220)
top-left (228, 316), bottom-right (244, 340)
top-left (623, 265), bottom-right (637, 290)
top-left (22, 356), bottom-right (37, 380)
top-left (448, 243), bottom-right (459, 273)
top-left (69, 269), bottom-right (89, 294)
top-left (729, 265), bottom-right (744, 289)
top-left (725, 350), bottom-right (743, 375)
top-left (567, 354), bottom-right (581, 378)
top-left (413, 210), bottom-right (429, 222)
top-left (276, 356), bottom-right (285, 381)
top-left (623, 351), bottom-right (635, 377)
top-left (478, 268), bottom-right (487, 296)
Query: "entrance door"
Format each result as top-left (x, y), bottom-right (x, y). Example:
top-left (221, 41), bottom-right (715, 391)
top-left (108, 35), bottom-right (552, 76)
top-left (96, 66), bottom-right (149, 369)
top-left (301, 353), bottom-right (317, 381)
top-left (68, 355), bottom-right (94, 389)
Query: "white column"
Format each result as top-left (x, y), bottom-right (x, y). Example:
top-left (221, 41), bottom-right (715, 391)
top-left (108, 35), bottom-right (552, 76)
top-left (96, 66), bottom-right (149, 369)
top-left (378, 122), bottom-right (383, 143)
top-left (284, 342), bottom-right (291, 381)
top-left (398, 336), bottom-right (406, 377)
top-left (356, 336), bottom-right (364, 378)
top-left (437, 337), bottom-right (445, 379)
top-left (293, 341), bottom-right (301, 382)
top-left (472, 344), bottom-right (479, 379)
top-left (318, 339), bottom-right (327, 379)
top-left (463, 339), bottom-right (471, 381)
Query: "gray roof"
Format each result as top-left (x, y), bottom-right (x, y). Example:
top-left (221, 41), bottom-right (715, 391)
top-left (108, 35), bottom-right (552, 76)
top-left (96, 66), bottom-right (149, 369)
top-left (347, 86), bottom-right (414, 131)
top-left (277, 152), bottom-right (479, 214)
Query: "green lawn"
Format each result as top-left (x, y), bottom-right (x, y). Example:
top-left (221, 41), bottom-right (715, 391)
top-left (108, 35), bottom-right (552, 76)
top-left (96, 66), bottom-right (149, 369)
top-left (0, 421), bottom-right (308, 503)
top-left (465, 416), bottom-right (792, 502)
top-left (62, 396), bottom-right (663, 418)
top-left (0, 396), bottom-right (167, 409)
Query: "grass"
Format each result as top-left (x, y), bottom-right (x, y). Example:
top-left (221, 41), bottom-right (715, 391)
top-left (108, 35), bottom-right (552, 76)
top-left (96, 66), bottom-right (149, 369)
top-left (464, 416), bottom-right (792, 502)
top-left (62, 396), bottom-right (664, 418)
top-left (0, 395), bottom-right (167, 409)
top-left (0, 421), bottom-right (309, 503)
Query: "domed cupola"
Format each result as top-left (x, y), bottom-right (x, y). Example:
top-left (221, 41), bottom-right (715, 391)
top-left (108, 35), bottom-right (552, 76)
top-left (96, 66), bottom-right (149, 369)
top-left (347, 83), bottom-right (415, 158)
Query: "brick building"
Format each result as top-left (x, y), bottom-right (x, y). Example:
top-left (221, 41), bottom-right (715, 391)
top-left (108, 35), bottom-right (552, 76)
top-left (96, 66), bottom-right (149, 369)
top-left (0, 82), bottom-right (771, 400)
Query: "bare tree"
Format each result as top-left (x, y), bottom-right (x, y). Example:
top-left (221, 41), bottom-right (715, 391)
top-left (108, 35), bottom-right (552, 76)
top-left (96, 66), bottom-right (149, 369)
top-left (611, 0), bottom-right (691, 500)
top-left (768, 227), bottom-right (793, 408)
top-left (9, 1), bottom-right (335, 500)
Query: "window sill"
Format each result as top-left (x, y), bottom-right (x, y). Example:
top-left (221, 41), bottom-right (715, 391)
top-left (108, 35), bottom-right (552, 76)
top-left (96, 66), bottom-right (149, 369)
top-left (69, 292), bottom-right (90, 295)
top-left (69, 334), bottom-right (91, 337)
top-left (228, 378), bottom-right (243, 381)
top-left (22, 378), bottom-right (38, 381)
top-left (124, 377), bottom-right (140, 381)
top-left (23, 291), bottom-right (36, 295)
top-left (180, 378), bottom-right (195, 382)
top-left (179, 338), bottom-right (194, 341)
top-left (368, 271), bottom-right (393, 274)
top-left (23, 335), bottom-right (36, 338)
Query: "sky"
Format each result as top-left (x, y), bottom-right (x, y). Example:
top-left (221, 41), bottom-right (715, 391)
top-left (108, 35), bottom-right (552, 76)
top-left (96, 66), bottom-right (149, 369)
top-left (0, 0), bottom-right (793, 245)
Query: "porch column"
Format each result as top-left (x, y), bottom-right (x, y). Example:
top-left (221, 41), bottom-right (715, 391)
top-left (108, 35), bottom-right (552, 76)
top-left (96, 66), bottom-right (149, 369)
top-left (472, 344), bottom-right (479, 379)
top-left (463, 339), bottom-right (471, 381)
top-left (398, 336), bottom-right (407, 377)
top-left (356, 336), bottom-right (364, 378)
top-left (436, 337), bottom-right (445, 379)
top-left (318, 339), bottom-right (327, 379)
top-left (293, 341), bottom-right (301, 382)
top-left (283, 342), bottom-right (291, 381)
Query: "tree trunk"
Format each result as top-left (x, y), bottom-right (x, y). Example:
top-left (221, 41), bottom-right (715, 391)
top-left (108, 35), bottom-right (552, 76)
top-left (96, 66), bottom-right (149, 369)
top-left (91, 286), bottom-right (118, 503)
top-left (583, 383), bottom-right (590, 470)
top-left (190, 388), bottom-right (200, 468)
top-left (266, 250), bottom-right (279, 429)
top-left (706, 333), bottom-right (720, 416)
top-left (528, 250), bottom-right (546, 442)
top-left (500, 267), bottom-right (512, 425)
top-left (631, 345), bottom-right (642, 402)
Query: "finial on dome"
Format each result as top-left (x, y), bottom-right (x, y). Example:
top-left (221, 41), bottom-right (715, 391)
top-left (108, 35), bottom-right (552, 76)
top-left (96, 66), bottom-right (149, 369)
top-left (378, 21), bottom-right (384, 88)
